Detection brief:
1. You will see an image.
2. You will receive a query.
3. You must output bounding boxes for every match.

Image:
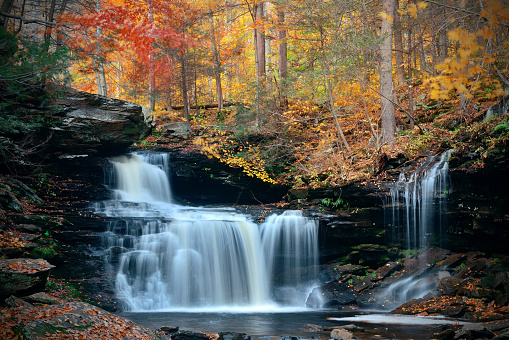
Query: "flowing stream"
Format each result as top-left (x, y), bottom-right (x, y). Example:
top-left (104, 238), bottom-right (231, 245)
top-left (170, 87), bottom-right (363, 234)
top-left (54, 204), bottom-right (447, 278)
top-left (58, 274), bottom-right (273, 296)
top-left (94, 152), bottom-right (319, 312)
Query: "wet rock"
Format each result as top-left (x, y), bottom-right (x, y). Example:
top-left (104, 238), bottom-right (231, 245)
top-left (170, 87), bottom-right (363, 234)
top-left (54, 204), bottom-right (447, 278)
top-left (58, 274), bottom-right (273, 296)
top-left (0, 258), bottom-right (55, 299)
top-left (347, 244), bottom-right (392, 267)
top-left (457, 257), bottom-right (489, 279)
top-left (454, 328), bottom-right (494, 340)
top-left (5, 295), bottom-right (33, 308)
top-left (457, 278), bottom-right (495, 299)
top-left (438, 276), bottom-right (462, 296)
top-left (339, 324), bottom-right (365, 332)
top-left (159, 326), bottom-right (180, 334)
top-left (2, 177), bottom-right (43, 204)
top-left (435, 328), bottom-right (456, 340)
top-left (0, 182), bottom-right (24, 212)
top-left (16, 224), bottom-right (42, 233)
top-left (330, 328), bottom-right (354, 340)
top-left (302, 324), bottom-right (323, 332)
top-left (438, 253), bottom-right (468, 271)
top-left (171, 330), bottom-right (210, 340)
top-left (46, 88), bottom-right (151, 158)
top-left (22, 292), bottom-right (63, 305)
top-left (306, 281), bottom-right (357, 308)
top-left (318, 264), bottom-right (369, 283)
top-left (218, 332), bottom-right (251, 340)
top-left (370, 261), bottom-right (403, 282)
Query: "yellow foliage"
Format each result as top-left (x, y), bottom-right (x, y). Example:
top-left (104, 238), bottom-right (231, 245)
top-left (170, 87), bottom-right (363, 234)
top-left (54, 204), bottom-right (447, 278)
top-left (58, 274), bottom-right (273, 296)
top-left (379, 12), bottom-right (393, 23)
top-left (193, 133), bottom-right (277, 185)
top-left (407, 3), bottom-right (418, 19)
top-left (417, 1), bottom-right (427, 10)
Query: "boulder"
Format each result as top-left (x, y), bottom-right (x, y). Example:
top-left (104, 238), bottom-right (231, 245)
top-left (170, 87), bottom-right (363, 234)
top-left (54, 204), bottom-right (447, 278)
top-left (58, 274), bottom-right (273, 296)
top-left (0, 258), bottom-right (55, 299)
top-left (331, 328), bottom-right (354, 340)
top-left (46, 89), bottom-right (151, 158)
top-left (0, 182), bottom-right (24, 212)
top-left (437, 276), bottom-right (462, 296)
top-left (306, 281), bottom-right (357, 308)
top-left (23, 292), bottom-right (63, 305)
top-left (170, 330), bottom-right (210, 340)
top-left (156, 122), bottom-right (191, 143)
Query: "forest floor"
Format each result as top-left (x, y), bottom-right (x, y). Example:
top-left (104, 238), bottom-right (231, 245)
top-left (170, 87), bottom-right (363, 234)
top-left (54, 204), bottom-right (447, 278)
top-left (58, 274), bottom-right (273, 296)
top-left (144, 93), bottom-right (509, 189)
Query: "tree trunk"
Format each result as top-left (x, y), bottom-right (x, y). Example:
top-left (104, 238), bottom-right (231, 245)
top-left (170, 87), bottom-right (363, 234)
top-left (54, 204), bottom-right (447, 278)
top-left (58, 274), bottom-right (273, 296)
top-left (210, 15), bottom-right (223, 110)
top-left (278, 8), bottom-right (288, 110)
top-left (438, 8), bottom-right (448, 63)
top-left (254, 2), bottom-right (265, 78)
top-left (180, 52), bottom-right (191, 129)
top-left (380, 0), bottom-right (397, 144)
top-left (95, 0), bottom-right (107, 96)
top-left (0, 0), bottom-right (15, 27)
top-left (393, 0), bottom-right (406, 85)
top-left (148, 0), bottom-right (156, 111)
top-left (42, 0), bottom-right (56, 56)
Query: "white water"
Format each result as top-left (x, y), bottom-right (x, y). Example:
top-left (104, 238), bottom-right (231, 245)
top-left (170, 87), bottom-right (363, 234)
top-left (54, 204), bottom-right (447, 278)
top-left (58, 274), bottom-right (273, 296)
top-left (389, 150), bottom-right (452, 250)
top-left (380, 150), bottom-right (453, 307)
top-left (95, 153), bottom-right (319, 312)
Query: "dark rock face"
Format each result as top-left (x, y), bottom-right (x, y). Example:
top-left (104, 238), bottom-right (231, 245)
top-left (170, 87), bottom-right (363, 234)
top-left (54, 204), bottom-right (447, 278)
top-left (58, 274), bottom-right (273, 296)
top-left (147, 146), bottom-right (290, 205)
top-left (46, 89), bottom-right (151, 159)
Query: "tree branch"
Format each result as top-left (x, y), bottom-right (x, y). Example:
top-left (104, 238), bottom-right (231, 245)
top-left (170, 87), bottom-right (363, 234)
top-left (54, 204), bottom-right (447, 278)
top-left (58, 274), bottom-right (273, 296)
top-left (423, 0), bottom-right (509, 27)
top-left (0, 11), bottom-right (55, 27)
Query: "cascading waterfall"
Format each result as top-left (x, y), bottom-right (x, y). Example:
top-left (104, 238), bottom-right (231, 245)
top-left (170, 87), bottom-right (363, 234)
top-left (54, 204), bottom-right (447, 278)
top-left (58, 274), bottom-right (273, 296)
top-left (95, 152), bottom-right (319, 312)
top-left (380, 150), bottom-right (453, 307)
top-left (389, 150), bottom-right (452, 250)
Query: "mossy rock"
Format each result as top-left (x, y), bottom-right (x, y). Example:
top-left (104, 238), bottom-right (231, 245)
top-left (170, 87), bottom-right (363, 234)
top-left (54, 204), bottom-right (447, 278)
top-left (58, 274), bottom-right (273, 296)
top-left (0, 258), bottom-right (55, 299)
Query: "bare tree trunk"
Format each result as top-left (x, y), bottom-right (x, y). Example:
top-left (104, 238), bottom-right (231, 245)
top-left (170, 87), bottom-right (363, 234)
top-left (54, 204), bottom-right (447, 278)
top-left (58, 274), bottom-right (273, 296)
top-left (148, 0), bottom-right (156, 111)
top-left (193, 50), bottom-right (198, 107)
top-left (180, 52), bottom-right (191, 129)
top-left (210, 15), bottom-right (223, 110)
top-left (278, 8), bottom-right (288, 110)
top-left (418, 26), bottom-right (427, 74)
top-left (393, 0), bottom-right (406, 85)
top-left (438, 8), bottom-right (448, 63)
top-left (1, 0), bottom-right (15, 27)
top-left (42, 0), bottom-right (56, 55)
top-left (380, 0), bottom-right (397, 144)
top-left (253, 1), bottom-right (266, 130)
top-left (95, 0), bottom-right (107, 96)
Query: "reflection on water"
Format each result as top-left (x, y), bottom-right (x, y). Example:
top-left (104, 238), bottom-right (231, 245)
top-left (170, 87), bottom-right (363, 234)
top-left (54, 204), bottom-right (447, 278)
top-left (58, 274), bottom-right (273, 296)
top-left (120, 311), bottom-right (443, 339)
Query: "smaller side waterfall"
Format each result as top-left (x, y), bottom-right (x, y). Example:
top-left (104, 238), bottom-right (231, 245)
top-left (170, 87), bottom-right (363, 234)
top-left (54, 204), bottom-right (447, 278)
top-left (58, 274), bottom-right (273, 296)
top-left (388, 150), bottom-right (452, 250)
top-left (378, 150), bottom-right (453, 308)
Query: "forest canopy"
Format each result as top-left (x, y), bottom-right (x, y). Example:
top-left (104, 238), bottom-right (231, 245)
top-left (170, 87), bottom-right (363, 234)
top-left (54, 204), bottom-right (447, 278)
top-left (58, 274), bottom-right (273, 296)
top-left (1, 0), bottom-right (508, 186)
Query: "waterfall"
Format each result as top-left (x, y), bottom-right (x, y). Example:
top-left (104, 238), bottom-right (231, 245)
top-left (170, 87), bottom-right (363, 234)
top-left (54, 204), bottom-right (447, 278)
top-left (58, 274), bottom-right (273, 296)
top-left (388, 150), bottom-right (452, 250)
top-left (95, 152), bottom-right (319, 312)
top-left (379, 150), bottom-right (453, 308)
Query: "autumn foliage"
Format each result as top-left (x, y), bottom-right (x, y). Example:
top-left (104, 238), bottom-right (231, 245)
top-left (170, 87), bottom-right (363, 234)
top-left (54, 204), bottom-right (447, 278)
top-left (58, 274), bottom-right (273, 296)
top-left (51, 0), bottom-right (509, 185)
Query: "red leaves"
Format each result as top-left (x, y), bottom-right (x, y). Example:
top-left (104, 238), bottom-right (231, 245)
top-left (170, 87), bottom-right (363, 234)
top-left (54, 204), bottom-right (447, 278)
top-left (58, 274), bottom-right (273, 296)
top-left (1, 259), bottom-right (53, 274)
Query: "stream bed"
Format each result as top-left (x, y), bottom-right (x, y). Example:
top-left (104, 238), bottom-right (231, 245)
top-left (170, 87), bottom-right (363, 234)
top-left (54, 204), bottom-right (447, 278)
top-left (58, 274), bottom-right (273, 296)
top-left (119, 310), bottom-right (457, 339)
